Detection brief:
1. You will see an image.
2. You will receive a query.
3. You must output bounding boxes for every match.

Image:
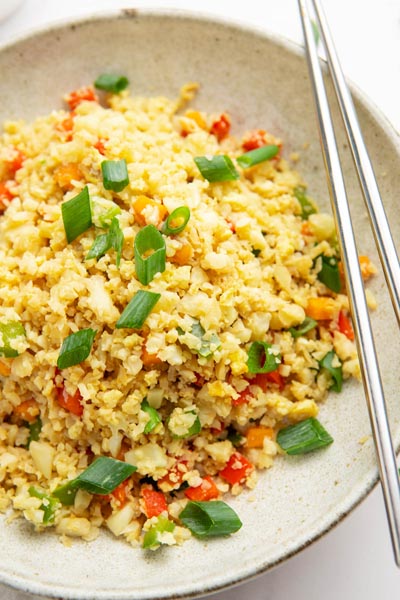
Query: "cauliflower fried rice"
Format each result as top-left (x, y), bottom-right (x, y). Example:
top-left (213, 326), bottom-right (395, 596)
top-left (0, 82), bottom-right (373, 548)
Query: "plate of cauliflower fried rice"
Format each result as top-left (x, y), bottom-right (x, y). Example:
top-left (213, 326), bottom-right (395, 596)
top-left (0, 9), bottom-right (399, 600)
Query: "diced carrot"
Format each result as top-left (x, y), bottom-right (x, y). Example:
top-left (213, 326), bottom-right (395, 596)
top-left (301, 221), bottom-right (312, 236)
top-left (94, 138), bottom-right (107, 155)
top-left (133, 195), bottom-right (168, 227)
top-left (141, 487), bottom-right (168, 518)
top-left (252, 371), bottom-right (285, 392)
top-left (64, 86), bottom-right (98, 111)
top-left (219, 452), bottom-right (254, 485)
top-left (54, 163), bottom-right (82, 191)
top-left (56, 385), bottom-right (83, 417)
top-left (210, 113), bottom-right (231, 142)
top-left (0, 360), bottom-right (11, 376)
top-left (306, 297), bottom-right (338, 321)
top-left (170, 242), bottom-right (193, 265)
top-left (232, 389), bottom-right (253, 407)
top-left (245, 426), bottom-right (274, 448)
top-left (141, 346), bottom-right (163, 368)
top-left (184, 475), bottom-right (219, 501)
top-left (359, 255), bottom-right (377, 280)
top-left (0, 181), bottom-right (13, 211)
top-left (338, 310), bottom-right (355, 341)
top-left (158, 460), bottom-right (188, 491)
top-left (242, 129), bottom-right (267, 151)
top-left (14, 399), bottom-right (40, 423)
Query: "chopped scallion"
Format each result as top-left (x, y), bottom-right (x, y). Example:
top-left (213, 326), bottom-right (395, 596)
top-left (0, 321), bottom-right (26, 358)
top-left (177, 319), bottom-right (221, 358)
top-left (194, 155), bottom-right (239, 182)
top-left (116, 290), bottom-right (161, 329)
top-left (294, 186), bottom-right (317, 220)
top-left (28, 486), bottom-right (59, 524)
top-left (26, 417), bottom-right (42, 448)
top-left (319, 350), bottom-right (343, 392)
top-left (142, 515), bottom-right (175, 549)
top-left (53, 456), bottom-right (137, 503)
top-left (179, 500), bottom-right (242, 538)
top-left (101, 159), bottom-right (129, 192)
top-left (277, 417), bottom-right (333, 455)
top-left (86, 217), bottom-right (124, 267)
top-left (134, 224), bottom-right (166, 285)
top-left (289, 317), bottom-right (317, 338)
top-left (316, 255), bottom-right (341, 293)
top-left (61, 186), bottom-right (92, 243)
top-left (141, 399), bottom-right (161, 434)
top-left (57, 328), bottom-right (97, 370)
top-left (251, 248), bottom-right (261, 257)
top-left (236, 144), bottom-right (279, 168)
top-left (161, 206), bottom-right (190, 236)
top-left (94, 73), bottom-right (129, 94)
top-left (246, 341), bottom-right (281, 374)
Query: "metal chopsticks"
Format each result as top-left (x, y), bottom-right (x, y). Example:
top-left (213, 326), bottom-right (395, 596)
top-left (298, 0), bottom-right (400, 567)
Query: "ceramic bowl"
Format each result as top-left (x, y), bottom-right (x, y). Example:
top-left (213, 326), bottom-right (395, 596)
top-left (0, 9), bottom-right (399, 600)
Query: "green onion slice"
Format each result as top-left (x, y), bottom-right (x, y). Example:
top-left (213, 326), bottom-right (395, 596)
top-left (251, 248), bottom-right (261, 257)
top-left (246, 341), bottom-right (281, 374)
top-left (194, 155), bottom-right (239, 182)
top-left (177, 320), bottom-right (221, 358)
top-left (319, 350), bottom-right (343, 392)
top-left (0, 321), bottom-right (26, 358)
top-left (236, 144), bottom-right (279, 168)
top-left (134, 224), bottom-right (166, 285)
top-left (61, 186), bottom-right (92, 243)
top-left (289, 317), bottom-right (317, 338)
top-left (179, 500), bottom-right (242, 538)
top-left (116, 290), bottom-right (161, 329)
top-left (26, 417), bottom-right (42, 448)
top-left (294, 186), bottom-right (317, 220)
top-left (101, 159), bottom-right (129, 193)
top-left (141, 399), bottom-right (161, 434)
top-left (91, 197), bottom-right (121, 229)
top-left (53, 456), bottom-right (137, 504)
top-left (94, 73), bottom-right (129, 94)
top-left (86, 217), bottom-right (124, 267)
top-left (57, 328), bottom-right (97, 370)
top-left (161, 206), bottom-right (190, 236)
top-left (277, 417), bottom-right (333, 455)
top-left (226, 426), bottom-right (244, 447)
top-left (316, 255), bottom-right (341, 293)
top-left (28, 486), bottom-right (59, 524)
top-left (143, 515), bottom-right (175, 549)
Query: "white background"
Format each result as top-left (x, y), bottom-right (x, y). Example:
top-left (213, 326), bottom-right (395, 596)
top-left (0, 1), bottom-right (399, 599)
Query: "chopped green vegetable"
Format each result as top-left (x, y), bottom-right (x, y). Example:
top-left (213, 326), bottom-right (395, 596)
top-left (28, 486), bottom-right (59, 524)
top-left (26, 417), bottom-right (42, 448)
top-left (294, 186), bottom-right (317, 220)
top-left (101, 159), bottom-right (129, 192)
top-left (236, 144), bottom-right (279, 168)
top-left (91, 197), bottom-right (121, 228)
top-left (94, 73), bottom-right (129, 94)
top-left (134, 224), bottom-right (166, 285)
top-left (179, 500), bottom-right (242, 538)
top-left (246, 341), bottom-right (281, 374)
top-left (191, 320), bottom-right (221, 358)
top-left (142, 515), bottom-right (175, 549)
top-left (116, 290), bottom-right (161, 329)
top-left (161, 206), bottom-right (190, 236)
top-left (251, 248), bottom-right (261, 257)
top-left (289, 317), bottom-right (317, 338)
top-left (86, 217), bottom-right (124, 267)
top-left (226, 427), bottom-right (244, 447)
top-left (141, 399), bottom-right (161, 434)
top-left (0, 321), bottom-right (26, 358)
top-left (61, 186), bottom-right (92, 243)
top-left (57, 328), bottom-right (97, 370)
top-left (319, 350), bottom-right (343, 392)
top-left (316, 254), bottom-right (341, 293)
top-left (194, 155), bottom-right (239, 182)
top-left (277, 417), bottom-right (333, 455)
top-left (168, 410), bottom-right (201, 439)
top-left (53, 456), bottom-right (137, 503)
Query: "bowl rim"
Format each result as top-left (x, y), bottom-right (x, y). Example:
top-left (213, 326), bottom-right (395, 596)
top-left (0, 7), bottom-right (399, 600)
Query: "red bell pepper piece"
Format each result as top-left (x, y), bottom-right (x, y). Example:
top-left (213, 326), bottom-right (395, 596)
top-left (219, 452), bottom-right (254, 485)
top-left (242, 129), bottom-right (267, 151)
top-left (65, 86), bottom-right (98, 111)
top-left (184, 476), bottom-right (219, 501)
top-left (338, 310), bottom-right (355, 341)
top-left (252, 371), bottom-right (285, 392)
top-left (142, 488), bottom-right (168, 518)
top-left (55, 384), bottom-right (83, 417)
top-left (210, 113), bottom-right (231, 141)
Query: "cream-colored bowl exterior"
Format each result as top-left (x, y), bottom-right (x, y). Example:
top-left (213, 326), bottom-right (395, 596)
top-left (0, 10), bottom-right (399, 599)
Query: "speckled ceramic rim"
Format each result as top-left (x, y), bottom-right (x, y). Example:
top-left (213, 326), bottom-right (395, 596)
top-left (0, 7), bottom-right (398, 600)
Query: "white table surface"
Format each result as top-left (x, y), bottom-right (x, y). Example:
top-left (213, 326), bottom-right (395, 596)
top-left (0, 1), bottom-right (399, 599)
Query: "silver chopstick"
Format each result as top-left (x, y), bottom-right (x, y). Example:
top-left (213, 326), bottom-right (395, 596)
top-left (311, 0), bottom-right (400, 327)
top-left (298, 0), bottom-right (400, 567)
